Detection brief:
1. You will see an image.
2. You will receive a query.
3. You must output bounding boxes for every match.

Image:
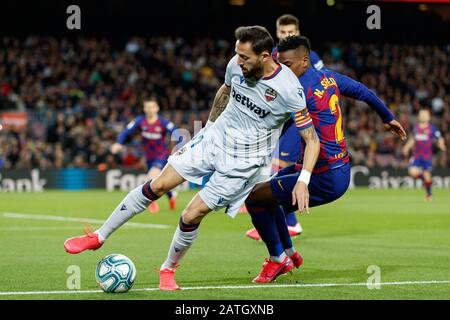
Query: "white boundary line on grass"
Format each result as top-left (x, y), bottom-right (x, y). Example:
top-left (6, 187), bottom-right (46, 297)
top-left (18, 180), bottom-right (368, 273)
top-left (0, 212), bottom-right (170, 229)
top-left (1, 280), bottom-right (450, 296)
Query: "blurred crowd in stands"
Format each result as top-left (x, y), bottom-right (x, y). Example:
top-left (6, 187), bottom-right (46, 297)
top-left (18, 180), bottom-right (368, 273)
top-left (0, 36), bottom-right (448, 170)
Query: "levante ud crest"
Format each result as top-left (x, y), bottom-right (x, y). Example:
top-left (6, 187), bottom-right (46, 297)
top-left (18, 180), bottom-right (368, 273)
top-left (265, 88), bottom-right (278, 102)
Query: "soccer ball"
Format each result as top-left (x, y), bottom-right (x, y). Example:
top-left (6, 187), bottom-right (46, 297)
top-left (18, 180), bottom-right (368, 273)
top-left (95, 254), bottom-right (136, 293)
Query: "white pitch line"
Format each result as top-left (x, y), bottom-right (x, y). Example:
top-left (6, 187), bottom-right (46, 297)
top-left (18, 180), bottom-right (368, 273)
top-left (0, 227), bottom-right (86, 231)
top-left (1, 280), bottom-right (450, 296)
top-left (0, 212), bottom-right (169, 229)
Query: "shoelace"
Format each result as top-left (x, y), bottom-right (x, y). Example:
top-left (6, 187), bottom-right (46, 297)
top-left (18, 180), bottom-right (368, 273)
top-left (82, 223), bottom-right (95, 237)
top-left (260, 258), bottom-right (288, 279)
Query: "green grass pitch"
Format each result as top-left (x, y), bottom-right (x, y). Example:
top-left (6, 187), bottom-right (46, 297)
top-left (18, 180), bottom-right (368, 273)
top-left (0, 188), bottom-right (449, 300)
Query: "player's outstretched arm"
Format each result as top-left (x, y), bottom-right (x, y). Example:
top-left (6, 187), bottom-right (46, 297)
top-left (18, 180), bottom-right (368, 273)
top-left (438, 137), bottom-right (447, 152)
top-left (110, 143), bottom-right (123, 154)
top-left (332, 72), bottom-right (407, 141)
top-left (384, 119), bottom-right (407, 141)
top-left (402, 137), bottom-right (415, 157)
top-left (111, 116), bottom-right (143, 153)
top-left (208, 84), bottom-right (231, 122)
top-left (292, 125), bottom-right (320, 214)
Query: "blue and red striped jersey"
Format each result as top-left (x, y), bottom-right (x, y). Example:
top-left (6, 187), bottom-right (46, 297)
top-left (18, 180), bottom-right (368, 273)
top-left (283, 66), bottom-right (394, 173)
top-left (298, 67), bottom-right (349, 173)
top-left (413, 123), bottom-right (441, 161)
top-left (117, 115), bottom-right (176, 160)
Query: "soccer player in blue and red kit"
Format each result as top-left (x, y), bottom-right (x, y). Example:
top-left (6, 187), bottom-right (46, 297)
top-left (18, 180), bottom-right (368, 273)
top-left (246, 36), bottom-right (407, 283)
top-left (111, 97), bottom-right (178, 213)
top-left (246, 14), bottom-right (325, 240)
top-left (402, 108), bottom-right (446, 201)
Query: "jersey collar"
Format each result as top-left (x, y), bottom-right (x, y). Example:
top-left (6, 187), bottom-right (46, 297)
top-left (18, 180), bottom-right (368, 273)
top-left (262, 63), bottom-right (282, 80)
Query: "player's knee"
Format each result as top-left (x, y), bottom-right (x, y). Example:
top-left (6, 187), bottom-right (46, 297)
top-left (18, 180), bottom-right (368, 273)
top-left (181, 208), bottom-right (206, 225)
top-left (245, 189), bottom-right (258, 204)
top-left (149, 178), bottom-right (169, 196)
top-left (409, 168), bottom-right (419, 177)
top-left (246, 182), bottom-right (272, 205)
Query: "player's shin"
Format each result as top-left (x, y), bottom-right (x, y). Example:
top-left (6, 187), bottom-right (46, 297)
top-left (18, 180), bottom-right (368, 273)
top-left (96, 181), bottom-right (160, 241)
top-left (246, 200), bottom-right (285, 262)
top-left (274, 206), bottom-right (295, 256)
top-left (285, 211), bottom-right (298, 227)
top-left (425, 180), bottom-right (432, 197)
top-left (161, 217), bottom-right (200, 270)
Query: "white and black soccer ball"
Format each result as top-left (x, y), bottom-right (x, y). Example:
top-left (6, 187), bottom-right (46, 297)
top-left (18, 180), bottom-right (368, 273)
top-left (95, 254), bottom-right (136, 293)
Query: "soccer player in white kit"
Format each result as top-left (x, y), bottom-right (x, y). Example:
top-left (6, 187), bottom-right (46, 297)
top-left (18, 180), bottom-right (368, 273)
top-left (63, 26), bottom-right (320, 290)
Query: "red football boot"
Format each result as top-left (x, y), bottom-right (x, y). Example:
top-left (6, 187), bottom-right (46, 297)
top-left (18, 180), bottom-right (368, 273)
top-left (290, 251), bottom-right (304, 268)
top-left (64, 231), bottom-right (103, 254)
top-left (169, 192), bottom-right (177, 210)
top-left (280, 251), bottom-right (303, 274)
top-left (148, 201), bottom-right (160, 214)
top-left (252, 256), bottom-right (294, 283)
top-left (159, 268), bottom-right (181, 291)
top-left (287, 222), bottom-right (303, 237)
top-left (245, 228), bottom-right (261, 241)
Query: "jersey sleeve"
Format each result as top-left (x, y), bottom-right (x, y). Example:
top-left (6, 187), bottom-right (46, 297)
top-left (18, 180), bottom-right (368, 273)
top-left (331, 71), bottom-right (394, 123)
top-left (287, 86), bottom-right (312, 131)
top-left (432, 124), bottom-right (442, 139)
top-left (224, 55), bottom-right (238, 87)
top-left (310, 50), bottom-right (324, 70)
top-left (116, 116), bottom-right (143, 144)
top-left (161, 117), bottom-right (176, 135)
top-left (291, 108), bottom-right (313, 131)
top-left (283, 78), bottom-right (307, 113)
top-left (283, 75), bottom-right (311, 130)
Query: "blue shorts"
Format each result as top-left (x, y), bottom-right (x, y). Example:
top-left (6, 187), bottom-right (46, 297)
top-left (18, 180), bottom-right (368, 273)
top-left (274, 123), bottom-right (301, 163)
top-left (410, 158), bottom-right (432, 172)
top-left (146, 159), bottom-right (167, 170)
top-left (271, 163), bottom-right (350, 212)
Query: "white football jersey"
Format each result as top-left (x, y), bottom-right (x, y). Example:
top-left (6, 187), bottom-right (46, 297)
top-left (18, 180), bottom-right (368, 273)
top-left (211, 55), bottom-right (307, 159)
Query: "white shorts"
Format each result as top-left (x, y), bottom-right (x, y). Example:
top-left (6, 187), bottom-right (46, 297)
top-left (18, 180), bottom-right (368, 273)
top-left (168, 129), bottom-right (269, 218)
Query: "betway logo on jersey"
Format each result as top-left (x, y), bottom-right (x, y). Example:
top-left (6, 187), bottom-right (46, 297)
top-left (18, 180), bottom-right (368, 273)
top-left (232, 88), bottom-right (270, 119)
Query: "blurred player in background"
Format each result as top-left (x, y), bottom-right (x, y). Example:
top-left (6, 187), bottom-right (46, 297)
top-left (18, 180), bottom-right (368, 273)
top-left (246, 14), bottom-right (324, 240)
top-left (111, 97), bottom-right (178, 213)
top-left (402, 108), bottom-right (446, 201)
top-left (246, 36), bottom-right (407, 283)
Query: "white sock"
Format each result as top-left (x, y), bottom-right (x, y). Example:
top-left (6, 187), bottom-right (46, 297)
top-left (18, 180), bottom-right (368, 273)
top-left (161, 224), bottom-right (199, 270)
top-left (96, 184), bottom-right (152, 240)
top-left (270, 252), bottom-right (287, 263)
top-left (284, 247), bottom-right (296, 257)
top-left (94, 230), bottom-right (105, 243)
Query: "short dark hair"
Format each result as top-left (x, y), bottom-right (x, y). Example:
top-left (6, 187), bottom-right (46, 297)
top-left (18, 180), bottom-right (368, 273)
top-left (277, 35), bottom-right (311, 54)
top-left (276, 14), bottom-right (299, 29)
top-left (142, 95), bottom-right (158, 104)
top-left (234, 26), bottom-right (274, 55)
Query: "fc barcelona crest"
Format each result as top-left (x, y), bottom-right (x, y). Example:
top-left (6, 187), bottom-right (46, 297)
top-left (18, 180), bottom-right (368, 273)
top-left (265, 88), bottom-right (278, 102)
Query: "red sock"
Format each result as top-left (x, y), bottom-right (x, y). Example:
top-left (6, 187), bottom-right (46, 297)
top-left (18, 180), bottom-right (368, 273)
top-left (424, 180), bottom-right (432, 196)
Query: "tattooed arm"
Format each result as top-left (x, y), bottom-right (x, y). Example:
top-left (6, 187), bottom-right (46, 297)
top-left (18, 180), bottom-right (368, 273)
top-left (208, 84), bottom-right (231, 122)
top-left (299, 125), bottom-right (320, 174)
top-left (292, 125), bottom-right (320, 214)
